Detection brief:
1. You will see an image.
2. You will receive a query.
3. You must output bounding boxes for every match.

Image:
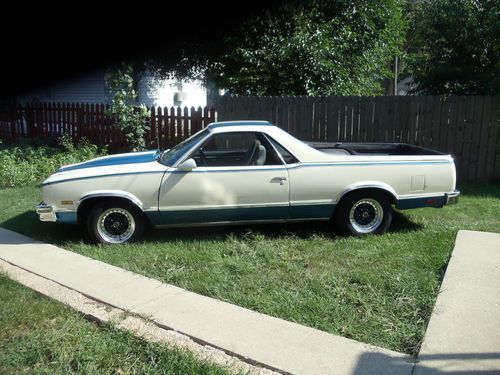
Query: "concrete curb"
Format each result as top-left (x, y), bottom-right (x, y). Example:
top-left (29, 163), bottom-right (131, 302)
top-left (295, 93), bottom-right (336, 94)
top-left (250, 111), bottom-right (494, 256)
top-left (13, 229), bottom-right (500, 373)
top-left (413, 230), bottom-right (500, 374)
top-left (0, 227), bottom-right (412, 375)
top-left (0, 258), bottom-right (278, 375)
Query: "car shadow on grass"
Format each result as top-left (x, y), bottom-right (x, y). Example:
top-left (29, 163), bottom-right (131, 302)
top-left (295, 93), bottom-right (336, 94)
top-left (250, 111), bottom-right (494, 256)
top-left (1, 209), bottom-right (423, 246)
top-left (389, 210), bottom-right (425, 233)
top-left (0, 210), bottom-right (83, 245)
top-left (145, 210), bottom-right (423, 243)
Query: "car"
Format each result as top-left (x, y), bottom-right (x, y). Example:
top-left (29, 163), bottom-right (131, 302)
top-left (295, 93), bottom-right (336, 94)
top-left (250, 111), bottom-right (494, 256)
top-left (36, 120), bottom-right (459, 244)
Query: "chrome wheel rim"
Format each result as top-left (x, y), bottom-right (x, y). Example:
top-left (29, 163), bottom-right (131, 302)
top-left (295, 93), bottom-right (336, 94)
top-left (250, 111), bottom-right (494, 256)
top-left (349, 198), bottom-right (383, 233)
top-left (97, 208), bottom-right (135, 244)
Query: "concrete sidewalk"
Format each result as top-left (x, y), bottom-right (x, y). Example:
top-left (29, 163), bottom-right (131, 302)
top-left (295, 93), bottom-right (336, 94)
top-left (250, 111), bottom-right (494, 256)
top-left (2, 228), bottom-right (499, 374)
top-left (413, 230), bottom-right (500, 374)
top-left (0, 228), bottom-right (412, 375)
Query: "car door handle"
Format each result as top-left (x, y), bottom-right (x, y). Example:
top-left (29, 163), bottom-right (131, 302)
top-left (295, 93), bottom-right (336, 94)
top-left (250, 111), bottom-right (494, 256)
top-left (271, 177), bottom-right (287, 185)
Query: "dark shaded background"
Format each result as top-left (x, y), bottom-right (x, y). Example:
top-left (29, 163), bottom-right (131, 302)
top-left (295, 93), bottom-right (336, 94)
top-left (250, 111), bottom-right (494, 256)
top-left (1, 1), bottom-right (287, 99)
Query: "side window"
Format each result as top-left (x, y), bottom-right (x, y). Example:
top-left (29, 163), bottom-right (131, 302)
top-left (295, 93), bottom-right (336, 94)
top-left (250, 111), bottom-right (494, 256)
top-left (267, 136), bottom-right (299, 164)
top-left (203, 133), bottom-right (255, 153)
top-left (189, 132), bottom-right (283, 167)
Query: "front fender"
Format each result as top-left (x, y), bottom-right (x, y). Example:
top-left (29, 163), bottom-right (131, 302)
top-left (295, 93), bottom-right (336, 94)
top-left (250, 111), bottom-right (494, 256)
top-left (77, 190), bottom-right (143, 209)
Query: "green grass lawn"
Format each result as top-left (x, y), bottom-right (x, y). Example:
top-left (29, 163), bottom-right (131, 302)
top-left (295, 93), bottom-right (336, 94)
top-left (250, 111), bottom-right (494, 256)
top-left (0, 274), bottom-right (231, 374)
top-left (1, 184), bottom-right (499, 356)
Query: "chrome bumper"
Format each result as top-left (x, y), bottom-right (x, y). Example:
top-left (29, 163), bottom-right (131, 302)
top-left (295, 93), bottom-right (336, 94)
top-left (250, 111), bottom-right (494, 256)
top-left (36, 202), bottom-right (57, 222)
top-left (445, 190), bottom-right (460, 205)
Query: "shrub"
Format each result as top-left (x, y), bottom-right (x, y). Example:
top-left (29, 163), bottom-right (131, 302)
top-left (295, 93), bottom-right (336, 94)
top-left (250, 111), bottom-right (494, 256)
top-left (0, 135), bottom-right (107, 188)
top-left (105, 63), bottom-right (150, 151)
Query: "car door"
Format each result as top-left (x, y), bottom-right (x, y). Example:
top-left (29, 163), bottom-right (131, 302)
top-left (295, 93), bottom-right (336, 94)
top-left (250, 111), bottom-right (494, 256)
top-left (158, 131), bottom-right (290, 225)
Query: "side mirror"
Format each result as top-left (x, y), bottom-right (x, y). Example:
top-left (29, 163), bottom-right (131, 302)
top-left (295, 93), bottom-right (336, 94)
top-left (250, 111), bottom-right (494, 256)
top-left (177, 158), bottom-right (197, 171)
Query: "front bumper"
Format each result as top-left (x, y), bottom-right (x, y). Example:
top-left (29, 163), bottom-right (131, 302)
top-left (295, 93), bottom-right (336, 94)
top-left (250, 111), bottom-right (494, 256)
top-left (445, 190), bottom-right (460, 205)
top-left (36, 202), bottom-right (57, 222)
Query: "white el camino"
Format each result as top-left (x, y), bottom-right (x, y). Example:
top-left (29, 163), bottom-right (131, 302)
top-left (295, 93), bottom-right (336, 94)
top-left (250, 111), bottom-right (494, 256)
top-left (37, 121), bottom-right (460, 244)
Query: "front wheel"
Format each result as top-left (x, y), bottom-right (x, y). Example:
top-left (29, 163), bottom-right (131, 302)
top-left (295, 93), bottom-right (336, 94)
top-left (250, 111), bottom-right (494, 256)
top-left (87, 201), bottom-right (144, 244)
top-left (334, 191), bottom-right (393, 236)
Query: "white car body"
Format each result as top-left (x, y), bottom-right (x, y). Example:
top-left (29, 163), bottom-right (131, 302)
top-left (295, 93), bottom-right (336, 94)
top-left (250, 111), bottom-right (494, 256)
top-left (37, 121), bottom-right (459, 231)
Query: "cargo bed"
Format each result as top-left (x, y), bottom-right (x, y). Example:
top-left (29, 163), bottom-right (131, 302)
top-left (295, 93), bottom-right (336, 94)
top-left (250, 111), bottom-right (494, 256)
top-left (307, 142), bottom-right (444, 156)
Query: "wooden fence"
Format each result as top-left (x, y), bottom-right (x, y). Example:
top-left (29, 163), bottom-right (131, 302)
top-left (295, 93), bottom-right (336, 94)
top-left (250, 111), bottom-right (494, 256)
top-left (216, 96), bottom-right (500, 183)
top-left (1, 97), bottom-right (499, 182)
top-left (0, 102), bottom-right (216, 151)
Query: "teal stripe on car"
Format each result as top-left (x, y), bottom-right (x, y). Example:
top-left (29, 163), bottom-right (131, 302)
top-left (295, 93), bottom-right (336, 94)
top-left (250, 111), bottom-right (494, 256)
top-left (396, 195), bottom-right (447, 210)
top-left (157, 206), bottom-right (289, 225)
top-left (170, 167), bottom-right (287, 174)
top-left (208, 121), bottom-right (273, 129)
top-left (57, 150), bottom-right (160, 172)
top-left (56, 212), bottom-right (78, 224)
top-left (287, 160), bottom-right (452, 169)
top-left (168, 161), bottom-right (451, 174)
top-left (42, 171), bottom-right (166, 186)
top-left (289, 204), bottom-right (335, 219)
top-left (147, 204), bottom-right (335, 225)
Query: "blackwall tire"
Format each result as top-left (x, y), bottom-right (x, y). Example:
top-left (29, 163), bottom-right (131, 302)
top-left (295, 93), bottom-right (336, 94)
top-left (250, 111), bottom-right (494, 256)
top-left (86, 201), bottom-right (144, 244)
top-left (334, 191), bottom-right (393, 236)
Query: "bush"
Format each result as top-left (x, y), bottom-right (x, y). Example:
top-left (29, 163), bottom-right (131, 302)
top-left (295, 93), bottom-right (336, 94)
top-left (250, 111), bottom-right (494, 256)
top-left (105, 63), bottom-right (150, 151)
top-left (0, 135), bottom-right (107, 188)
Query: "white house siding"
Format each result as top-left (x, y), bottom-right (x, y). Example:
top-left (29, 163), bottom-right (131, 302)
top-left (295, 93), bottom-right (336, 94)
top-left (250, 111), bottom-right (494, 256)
top-left (397, 77), bottom-right (414, 95)
top-left (138, 74), bottom-right (208, 108)
top-left (18, 70), bottom-right (106, 104)
top-left (18, 70), bottom-right (212, 108)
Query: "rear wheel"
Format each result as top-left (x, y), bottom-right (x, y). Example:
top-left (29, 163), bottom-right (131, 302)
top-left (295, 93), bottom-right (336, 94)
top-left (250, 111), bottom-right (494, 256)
top-left (87, 201), bottom-right (144, 244)
top-left (334, 191), bottom-right (393, 236)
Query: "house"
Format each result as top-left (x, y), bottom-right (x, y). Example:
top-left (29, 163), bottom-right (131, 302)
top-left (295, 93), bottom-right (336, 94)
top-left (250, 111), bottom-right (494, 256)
top-left (17, 69), bottom-right (221, 108)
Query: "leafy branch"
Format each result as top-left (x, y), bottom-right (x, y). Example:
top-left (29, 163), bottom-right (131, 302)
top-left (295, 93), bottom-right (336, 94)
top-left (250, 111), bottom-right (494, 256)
top-left (105, 64), bottom-right (150, 151)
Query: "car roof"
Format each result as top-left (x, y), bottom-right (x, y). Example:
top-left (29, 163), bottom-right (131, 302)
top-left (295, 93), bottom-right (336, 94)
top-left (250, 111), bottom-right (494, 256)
top-left (204, 121), bottom-right (327, 161)
top-left (207, 120), bottom-right (273, 129)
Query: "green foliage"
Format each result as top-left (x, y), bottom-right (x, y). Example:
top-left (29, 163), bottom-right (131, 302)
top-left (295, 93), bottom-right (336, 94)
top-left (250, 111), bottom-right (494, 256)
top-left (406, 0), bottom-right (500, 95)
top-left (105, 63), bottom-right (150, 151)
top-left (214, 0), bottom-right (406, 95)
top-left (0, 135), bottom-right (106, 188)
top-left (151, 0), bottom-right (407, 96)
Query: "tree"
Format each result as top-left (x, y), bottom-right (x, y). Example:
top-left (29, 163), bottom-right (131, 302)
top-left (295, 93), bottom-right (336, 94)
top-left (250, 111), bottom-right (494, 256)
top-left (149, 0), bottom-right (407, 96)
top-left (407, 0), bottom-right (500, 95)
top-left (105, 64), bottom-right (150, 151)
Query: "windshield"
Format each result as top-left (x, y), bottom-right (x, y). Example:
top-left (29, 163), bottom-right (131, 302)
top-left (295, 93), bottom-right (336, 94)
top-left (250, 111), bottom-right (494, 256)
top-left (158, 128), bottom-right (210, 166)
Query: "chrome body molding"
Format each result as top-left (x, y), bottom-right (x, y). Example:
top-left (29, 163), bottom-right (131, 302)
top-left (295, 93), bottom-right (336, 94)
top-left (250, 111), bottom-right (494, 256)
top-left (77, 191), bottom-right (144, 209)
top-left (445, 190), bottom-right (460, 205)
top-left (153, 217), bottom-right (331, 229)
top-left (336, 182), bottom-right (398, 204)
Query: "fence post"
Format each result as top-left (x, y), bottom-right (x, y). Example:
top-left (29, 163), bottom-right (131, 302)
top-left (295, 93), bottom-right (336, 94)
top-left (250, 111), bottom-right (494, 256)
top-left (9, 101), bottom-right (17, 139)
top-left (75, 103), bottom-right (83, 143)
top-left (209, 107), bottom-right (216, 124)
top-left (149, 106), bottom-right (156, 148)
top-left (202, 106), bottom-right (209, 129)
top-left (156, 106), bottom-right (163, 149)
top-left (175, 106), bottom-right (182, 144)
top-left (191, 106), bottom-right (201, 134)
top-left (169, 106), bottom-right (176, 148)
top-left (25, 103), bottom-right (33, 138)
